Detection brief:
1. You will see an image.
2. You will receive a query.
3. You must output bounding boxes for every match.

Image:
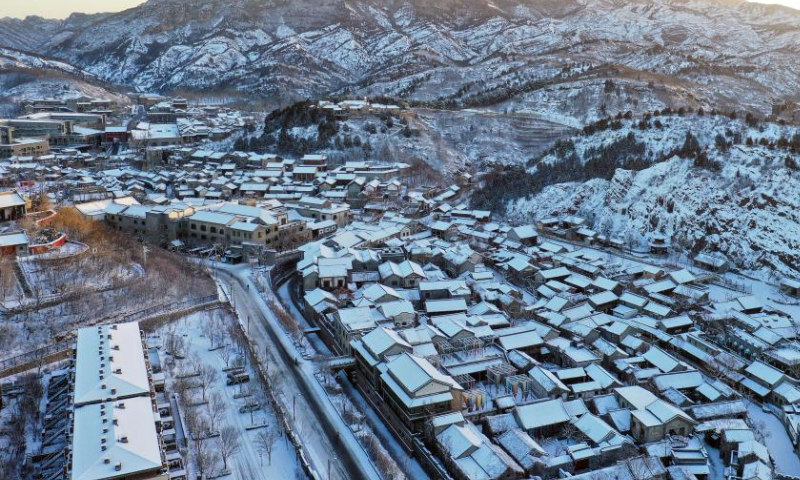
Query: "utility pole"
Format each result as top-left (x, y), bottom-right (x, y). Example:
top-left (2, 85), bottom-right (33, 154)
top-left (328, 455), bottom-right (337, 480)
top-left (293, 392), bottom-right (303, 422)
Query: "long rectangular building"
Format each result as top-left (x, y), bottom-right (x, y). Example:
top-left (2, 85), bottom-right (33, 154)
top-left (67, 322), bottom-right (171, 480)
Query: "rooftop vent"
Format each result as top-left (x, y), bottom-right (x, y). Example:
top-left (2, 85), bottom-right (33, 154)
top-left (119, 436), bottom-right (128, 444)
top-left (115, 462), bottom-right (122, 472)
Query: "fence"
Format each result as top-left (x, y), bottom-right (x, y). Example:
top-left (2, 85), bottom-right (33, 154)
top-left (122, 294), bottom-right (218, 324)
top-left (0, 294), bottom-right (221, 378)
top-left (0, 339), bottom-right (72, 376)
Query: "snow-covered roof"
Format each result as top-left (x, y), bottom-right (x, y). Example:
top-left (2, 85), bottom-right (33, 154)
top-left (0, 190), bottom-right (27, 208)
top-left (745, 360), bottom-right (784, 387)
top-left (515, 399), bottom-right (570, 431)
top-left (0, 231), bottom-right (28, 247)
top-left (73, 322), bottom-right (151, 406)
top-left (426, 298), bottom-right (468, 315)
top-left (71, 396), bottom-right (162, 480)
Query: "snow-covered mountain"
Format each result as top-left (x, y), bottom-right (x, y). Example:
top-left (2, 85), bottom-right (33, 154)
top-left (0, 47), bottom-right (128, 115)
top-left (494, 112), bottom-right (800, 276)
top-left (2, 0), bottom-right (800, 123)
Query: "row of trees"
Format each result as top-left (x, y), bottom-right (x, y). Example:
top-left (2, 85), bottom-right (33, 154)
top-left (0, 373), bottom-right (43, 479)
top-left (472, 132), bottom-right (649, 213)
top-left (168, 311), bottom-right (284, 477)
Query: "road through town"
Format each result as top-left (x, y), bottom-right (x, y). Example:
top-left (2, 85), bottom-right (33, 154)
top-left (212, 264), bottom-right (381, 480)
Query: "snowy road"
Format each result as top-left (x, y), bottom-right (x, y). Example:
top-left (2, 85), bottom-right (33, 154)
top-left (746, 402), bottom-right (800, 476)
top-left (213, 264), bottom-right (382, 480)
top-left (277, 280), bottom-right (433, 480)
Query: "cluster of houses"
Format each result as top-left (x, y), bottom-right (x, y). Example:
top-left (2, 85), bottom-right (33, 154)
top-left (287, 199), bottom-right (800, 480)
top-left (4, 94), bottom-right (800, 480)
top-left (317, 99), bottom-right (403, 120)
top-left (0, 106), bottom-right (122, 158)
top-left (32, 321), bottom-right (184, 480)
top-left (0, 94), bottom-right (254, 164)
top-left (59, 156), bottom-right (427, 257)
top-left (129, 103), bottom-right (254, 149)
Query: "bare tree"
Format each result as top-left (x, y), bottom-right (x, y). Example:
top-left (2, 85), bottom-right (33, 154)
top-left (185, 409), bottom-right (214, 476)
top-left (197, 364), bottom-right (218, 403)
top-left (217, 425), bottom-right (242, 473)
top-left (256, 425), bottom-right (280, 465)
top-left (218, 344), bottom-right (233, 368)
top-left (195, 436), bottom-right (218, 477)
top-left (206, 392), bottom-right (226, 433)
top-left (750, 418), bottom-right (771, 443)
top-left (164, 326), bottom-right (185, 357)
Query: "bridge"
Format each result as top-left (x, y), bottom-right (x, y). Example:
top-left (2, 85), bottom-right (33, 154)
top-left (322, 355), bottom-right (356, 371)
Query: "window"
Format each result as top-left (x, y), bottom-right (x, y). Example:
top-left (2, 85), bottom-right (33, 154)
top-left (201, 225), bottom-right (207, 232)
top-left (191, 223), bottom-right (197, 230)
top-left (210, 226), bottom-right (217, 233)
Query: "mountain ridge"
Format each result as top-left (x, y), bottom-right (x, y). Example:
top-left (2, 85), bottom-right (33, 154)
top-left (0, 0), bottom-right (798, 120)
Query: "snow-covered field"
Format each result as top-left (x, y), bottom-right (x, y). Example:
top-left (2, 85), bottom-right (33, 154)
top-left (152, 309), bottom-right (303, 480)
top-left (18, 254), bottom-right (142, 298)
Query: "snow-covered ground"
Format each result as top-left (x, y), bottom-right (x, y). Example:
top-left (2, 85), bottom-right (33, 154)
top-left (152, 309), bottom-right (302, 479)
top-left (18, 254), bottom-right (142, 299)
